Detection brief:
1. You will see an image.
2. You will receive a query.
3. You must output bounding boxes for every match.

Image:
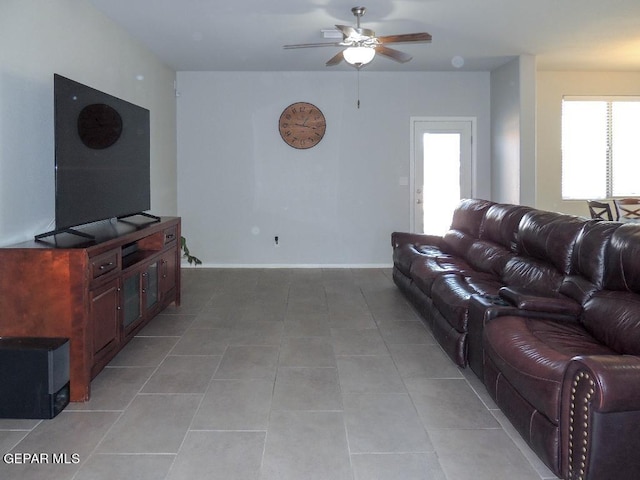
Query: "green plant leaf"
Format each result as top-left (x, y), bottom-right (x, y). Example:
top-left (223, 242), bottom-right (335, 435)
top-left (180, 236), bottom-right (202, 266)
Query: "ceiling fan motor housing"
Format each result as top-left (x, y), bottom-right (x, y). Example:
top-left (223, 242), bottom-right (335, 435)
top-left (352, 6), bottom-right (367, 18)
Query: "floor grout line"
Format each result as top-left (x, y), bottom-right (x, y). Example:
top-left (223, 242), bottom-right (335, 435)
top-left (0, 268), bottom-right (556, 480)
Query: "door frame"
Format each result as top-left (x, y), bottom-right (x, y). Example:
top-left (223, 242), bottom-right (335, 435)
top-left (409, 116), bottom-right (477, 233)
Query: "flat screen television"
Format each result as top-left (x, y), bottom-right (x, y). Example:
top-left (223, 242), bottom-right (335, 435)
top-left (37, 74), bottom-right (153, 240)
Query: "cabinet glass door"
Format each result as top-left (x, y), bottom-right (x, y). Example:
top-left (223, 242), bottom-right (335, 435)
top-left (123, 274), bottom-right (141, 328)
top-left (144, 262), bottom-right (159, 310)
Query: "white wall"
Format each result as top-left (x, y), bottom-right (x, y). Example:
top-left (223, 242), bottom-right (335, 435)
top-left (518, 55), bottom-right (537, 207)
top-left (0, 0), bottom-right (177, 246)
top-left (537, 71), bottom-right (640, 217)
top-left (490, 55), bottom-right (537, 207)
top-left (177, 70), bottom-right (490, 267)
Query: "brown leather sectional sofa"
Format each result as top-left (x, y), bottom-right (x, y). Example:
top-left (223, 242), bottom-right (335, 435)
top-left (391, 198), bottom-right (640, 480)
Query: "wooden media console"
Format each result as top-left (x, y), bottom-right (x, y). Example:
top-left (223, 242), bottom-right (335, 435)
top-left (0, 216), bottom-right (181, 402)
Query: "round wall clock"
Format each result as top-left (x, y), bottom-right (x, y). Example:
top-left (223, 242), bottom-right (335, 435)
top-left (77, 103), bottom-right (123, 149)
top-left (278, 102), bottom-right (326, 149)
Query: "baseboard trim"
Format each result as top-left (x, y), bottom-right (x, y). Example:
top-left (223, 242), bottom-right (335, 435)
top-left (181, 263), bottom-right (393, 269)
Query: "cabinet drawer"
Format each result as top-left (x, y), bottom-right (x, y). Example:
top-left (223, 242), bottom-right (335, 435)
top-left (164, 226), bottom-right (178, 245)
top-left (90, 250), bottom-right (120, 279)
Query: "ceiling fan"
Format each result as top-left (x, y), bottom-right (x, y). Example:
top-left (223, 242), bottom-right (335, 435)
top-left (283, 6), bottom-right (432, 68)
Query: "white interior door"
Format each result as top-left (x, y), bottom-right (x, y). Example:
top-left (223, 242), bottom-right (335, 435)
top-left (411, 118), bottom-right (474, 234)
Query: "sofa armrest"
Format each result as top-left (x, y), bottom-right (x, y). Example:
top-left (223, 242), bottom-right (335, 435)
top-left (498, 286), bottom-right (581, 319)
top-left (565, 355), bottom-right (640, 413)
top-left (467, 294), bottom-right (525, 378)
top-left (561, 355), bottom-right (640, 479)
top-left (391, 231), bottom-right (443, 249)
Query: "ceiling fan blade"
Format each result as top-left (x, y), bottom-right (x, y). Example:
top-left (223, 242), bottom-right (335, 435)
top-left (283, 42), bottom-right (343, 49)
top-left (335, 24), bottom-right (357, 38)
top-left (377, 32), bottom-right (432, 44)
top-left (326, 51), bottom-right (344, 66)
top-left (375, 45), bottom-right (413, 63)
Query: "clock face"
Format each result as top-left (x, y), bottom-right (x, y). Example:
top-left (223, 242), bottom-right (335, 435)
top-left (279, 102), bottom-right (326, 149)
top-left (77, 103), bottom-right (123, 149)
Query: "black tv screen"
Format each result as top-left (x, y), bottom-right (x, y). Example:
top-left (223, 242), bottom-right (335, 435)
top-left (54, 74), bottom-right (150, 231)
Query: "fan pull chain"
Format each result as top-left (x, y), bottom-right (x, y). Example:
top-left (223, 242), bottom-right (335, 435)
top-left (357, 68), bottom-right (361, 109)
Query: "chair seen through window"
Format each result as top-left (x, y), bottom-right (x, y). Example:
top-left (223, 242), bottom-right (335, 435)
top-left (613, 198), bottom-right (640, 222)
top-left (587, 200), bottom-right (614, 221)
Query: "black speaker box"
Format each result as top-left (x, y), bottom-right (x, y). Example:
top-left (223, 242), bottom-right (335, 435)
top-left (0, 337), bottom-right (70, 419)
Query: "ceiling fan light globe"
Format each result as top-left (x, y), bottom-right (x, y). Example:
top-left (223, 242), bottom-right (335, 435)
top-left (343, 46), bottom-right (375, 66)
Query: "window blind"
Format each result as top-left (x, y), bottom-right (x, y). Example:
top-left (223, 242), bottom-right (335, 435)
top-left (561, 97), bottom-right (640, 199)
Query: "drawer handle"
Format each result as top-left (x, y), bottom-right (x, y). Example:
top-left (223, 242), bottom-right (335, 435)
top-left (166, 234), bottom-right (175, 241)
top-left (99, 262), bottom-right (114, 270)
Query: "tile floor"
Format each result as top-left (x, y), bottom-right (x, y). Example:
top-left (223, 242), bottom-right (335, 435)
top-left (0, 268), bottom-right (560, 480)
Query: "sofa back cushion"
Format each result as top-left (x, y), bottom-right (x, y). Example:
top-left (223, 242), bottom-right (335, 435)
top-left (479, 204), bottom-right (534, 251)
top-left (560, 221), bottom-right (622, 304)
top-left (448, 198), bottom-right (495, 236)
top-left (603, 223), bottom-right (640, 292)
top-left (441, 198), bottom-right (494, 257)
top-left (466, 240), bottom-right (514, 276)
top-left (462, 204), bottom-right (534, 277)
top-left (582, 292), bottom-right (640, 355)
top-left (502, 256), bottom-right (566, 295)
top-left (442, 230), bottom-right (476, 258)
top-left (499, 211), bottom-right (587, 296)
top-left (581, 223), bottom-right (640, 354)
top-left (516, 211), bottom-right (588, 275)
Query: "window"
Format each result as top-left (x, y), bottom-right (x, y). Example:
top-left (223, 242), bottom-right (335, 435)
top-left (422, 132), bottom-right (462, 235)
top-left (561, 97), bottom-right (640, 199)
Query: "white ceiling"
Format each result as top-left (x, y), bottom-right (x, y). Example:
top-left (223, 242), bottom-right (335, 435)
top-left (88, 0), bottom-right (640, 72)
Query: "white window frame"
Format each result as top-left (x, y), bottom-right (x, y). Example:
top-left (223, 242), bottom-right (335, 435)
top-left (562, 96), bottom-right (640, 200)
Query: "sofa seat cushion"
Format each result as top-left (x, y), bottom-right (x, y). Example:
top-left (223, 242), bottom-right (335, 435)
top-left (393, 243), bottom-right (450, 277)
top-left (410, 256), bottom-right (473, 296)
top-left (464, 276), bottom-right (503, 297)
top-left (415, 244), bottom-right (445, 257)
top-left (432, 273), bottom-right (502, 333)
top-left (484, 316), bottom-right (615, 424)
